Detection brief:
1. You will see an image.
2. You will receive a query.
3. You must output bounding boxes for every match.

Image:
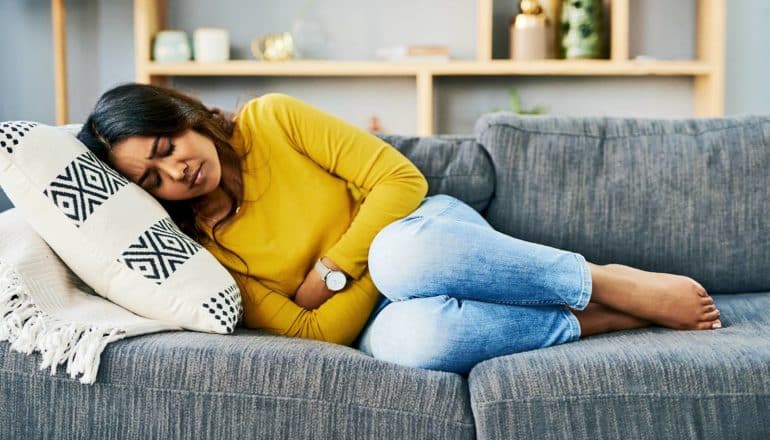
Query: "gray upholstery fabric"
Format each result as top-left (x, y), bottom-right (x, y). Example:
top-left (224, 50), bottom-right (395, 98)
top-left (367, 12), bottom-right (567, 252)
top-left (378, 134), bottom-right (495, 213)
top-left (468, 292), bottom-right (770, 440)
top-left (475, 113), bottom-right (770, 294)
top-left (1, 329), bottom-right (475, 439)
top-left (0, 124), bottom-right (481, 440)
top-left (3, 115), bottom-right (770, 439)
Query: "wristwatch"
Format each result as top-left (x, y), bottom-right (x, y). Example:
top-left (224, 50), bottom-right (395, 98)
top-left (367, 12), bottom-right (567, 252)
top-left (314, 259), bottom-right (348, 292)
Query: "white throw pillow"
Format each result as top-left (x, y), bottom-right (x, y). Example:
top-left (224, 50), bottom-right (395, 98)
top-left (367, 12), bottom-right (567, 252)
top-left (0, 121), bottom-right (243, 334)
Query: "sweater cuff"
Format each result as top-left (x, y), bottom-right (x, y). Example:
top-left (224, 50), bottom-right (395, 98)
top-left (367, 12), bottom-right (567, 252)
top-left (324, 247), bottom-right (367, 281)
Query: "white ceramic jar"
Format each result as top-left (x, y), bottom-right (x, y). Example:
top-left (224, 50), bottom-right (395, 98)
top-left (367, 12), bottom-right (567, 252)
top-left (193, 28), bottom-right (230, 63)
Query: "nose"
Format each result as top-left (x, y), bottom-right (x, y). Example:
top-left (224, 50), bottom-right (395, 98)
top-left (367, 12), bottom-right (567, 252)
top-left (158, 159), bottom-right (189, 183)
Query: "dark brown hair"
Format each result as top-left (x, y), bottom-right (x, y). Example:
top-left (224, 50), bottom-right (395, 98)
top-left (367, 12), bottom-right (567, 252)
top-left (77, 82), bottom-right (251, 273)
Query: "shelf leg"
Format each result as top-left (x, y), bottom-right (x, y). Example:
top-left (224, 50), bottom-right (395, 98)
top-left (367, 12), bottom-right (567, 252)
top-left (134, 0), bottom-right (167, 84)
top-left (52, 0), bottom-right (68, 125)
top-left (610, 0), bottom-right (630, 61)
top-left (416, 71), bottom-right (434, 136)
top-left (476, 0), bottom-right (493, 61)
top-left (694, 0), bottom-right (725, 116)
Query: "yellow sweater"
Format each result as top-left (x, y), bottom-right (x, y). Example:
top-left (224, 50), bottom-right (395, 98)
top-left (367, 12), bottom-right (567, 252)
top-left (197, 93), bottom-right (428, 346)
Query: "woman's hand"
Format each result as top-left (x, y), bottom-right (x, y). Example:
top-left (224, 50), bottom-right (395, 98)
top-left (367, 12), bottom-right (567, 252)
top-left (293, 257), bottom-right (344, 310)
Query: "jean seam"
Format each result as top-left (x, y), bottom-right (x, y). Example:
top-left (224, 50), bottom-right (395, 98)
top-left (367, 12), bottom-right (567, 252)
top-left (482, 299), bottom-right (566, 307)
top-left (561, 305), bottom-right (582, 341)
top-left (572, 253), bottom-right (591, 310)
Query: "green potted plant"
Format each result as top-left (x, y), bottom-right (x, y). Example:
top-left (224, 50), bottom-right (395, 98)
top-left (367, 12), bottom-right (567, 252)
top-left (489, 88), bottom-right (548, 115)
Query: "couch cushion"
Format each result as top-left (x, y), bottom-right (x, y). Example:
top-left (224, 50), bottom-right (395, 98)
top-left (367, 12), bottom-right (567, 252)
top-left (468, 292), bottom-right (770, 440)
top-left (1, 330), bottom-right (476, 439)
top-left (378, 134), bottom-right (495, 213)
top-left (475, 113), bottom-right (770, 293)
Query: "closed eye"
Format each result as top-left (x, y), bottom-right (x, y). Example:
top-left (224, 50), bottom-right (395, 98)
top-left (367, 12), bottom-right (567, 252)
top-left (164, 141), bottom-right (175, 157)
top-left (150, 139), bottom-right (176, 189)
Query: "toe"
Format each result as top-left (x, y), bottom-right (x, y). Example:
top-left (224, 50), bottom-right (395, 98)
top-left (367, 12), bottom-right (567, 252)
top-left (696, 321), bottom-right (715, 330)
top-left (701, 309), bottom-right (720, 321)
top-left (700, 296), bottom-right (714, 305)
top-left (691, 280), bottom-right (708, 296)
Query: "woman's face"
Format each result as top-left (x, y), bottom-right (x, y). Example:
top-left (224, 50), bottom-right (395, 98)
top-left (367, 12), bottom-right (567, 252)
top-left (109, 129), bottom-right (222, 201)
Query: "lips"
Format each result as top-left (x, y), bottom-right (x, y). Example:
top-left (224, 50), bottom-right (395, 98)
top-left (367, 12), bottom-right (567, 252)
top-left (190, 163), bottom-right (203, 188)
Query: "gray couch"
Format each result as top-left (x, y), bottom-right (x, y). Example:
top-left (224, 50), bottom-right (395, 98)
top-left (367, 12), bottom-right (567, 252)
top-left (2, 113), bottom-right (769, 439)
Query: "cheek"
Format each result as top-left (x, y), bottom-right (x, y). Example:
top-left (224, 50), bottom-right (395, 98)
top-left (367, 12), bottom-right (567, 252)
top-left (152, 183), bottom-right (187, 201)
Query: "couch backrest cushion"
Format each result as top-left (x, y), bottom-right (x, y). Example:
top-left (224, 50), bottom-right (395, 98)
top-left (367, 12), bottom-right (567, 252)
top-left (475, 113), bottom-right (770, 294)
top-left (378, 134), bottom-right (495, 213)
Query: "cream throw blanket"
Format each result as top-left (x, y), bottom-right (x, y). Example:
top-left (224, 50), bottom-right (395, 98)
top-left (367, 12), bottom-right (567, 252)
top-left (0, 209), bottom-right (180, 384)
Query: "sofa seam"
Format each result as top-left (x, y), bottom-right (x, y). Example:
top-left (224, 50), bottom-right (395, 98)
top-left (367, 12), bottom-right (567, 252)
top-left (471, 392), bottom-right (770, 409)
top-left (476, 121), bottom-right (766, 140)
top-left (422, 174), bottom-right (489, 178)
top-left (0, 369), bottom-right (476, 429)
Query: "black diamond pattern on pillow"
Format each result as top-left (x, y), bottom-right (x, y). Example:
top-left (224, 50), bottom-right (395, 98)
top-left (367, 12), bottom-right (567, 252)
top-left (202, 283), bottom-right (243, 332)
top-left (0, 121), bottom-right (38, 154)
top-left (118, 217), bottom-right (202, 283)
top-left (43, 152), bottom-right (128, 227)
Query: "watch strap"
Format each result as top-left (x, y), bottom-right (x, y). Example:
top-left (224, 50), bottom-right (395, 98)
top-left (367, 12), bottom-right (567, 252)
top-left (315, 259), bottom-right (330, 279)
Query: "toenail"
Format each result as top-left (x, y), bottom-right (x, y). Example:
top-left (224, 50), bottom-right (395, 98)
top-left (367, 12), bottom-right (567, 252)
top-left (712, 321), bottom-right (722, 329)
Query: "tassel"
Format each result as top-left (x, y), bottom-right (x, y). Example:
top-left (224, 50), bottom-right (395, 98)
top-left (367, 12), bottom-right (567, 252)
top-left (0, 258), bottom-right (127, 385)
top-left (65, 326), bottom-right (125, 384)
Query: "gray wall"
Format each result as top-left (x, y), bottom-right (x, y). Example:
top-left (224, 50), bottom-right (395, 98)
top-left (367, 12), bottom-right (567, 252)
top-left (1, 0), bottom-right (768, 135)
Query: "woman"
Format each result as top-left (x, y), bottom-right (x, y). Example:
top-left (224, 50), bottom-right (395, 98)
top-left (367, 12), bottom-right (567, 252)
top-left (77, 83), bottom-right (722, 375)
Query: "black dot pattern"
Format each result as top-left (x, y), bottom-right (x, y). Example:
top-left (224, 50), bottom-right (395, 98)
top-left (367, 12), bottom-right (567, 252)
top-left (0, 121), bottom-right (37, 155)
top-left (202, 283), bottom-right (242, 333)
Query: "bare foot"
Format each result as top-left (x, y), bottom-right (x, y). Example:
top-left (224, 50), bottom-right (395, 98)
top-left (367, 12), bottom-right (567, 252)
top-left (571, 303), bottom-right (652, 337)
top-left (587, 263), bottom-right (722, 331)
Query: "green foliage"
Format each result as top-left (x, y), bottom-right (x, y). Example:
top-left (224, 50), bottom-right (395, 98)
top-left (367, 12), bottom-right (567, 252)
top-left (491, 89), bottom-right (548, 115)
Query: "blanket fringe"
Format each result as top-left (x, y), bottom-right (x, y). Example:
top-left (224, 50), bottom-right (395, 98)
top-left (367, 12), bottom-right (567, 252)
top-left (0, 259), bottom-right (126, 384)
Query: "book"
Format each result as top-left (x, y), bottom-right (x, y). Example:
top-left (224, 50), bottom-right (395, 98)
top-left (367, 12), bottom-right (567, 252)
top-left (380, 54), bottom-right (450, 63)
top-left (375, 45), bottom-right (450, 59)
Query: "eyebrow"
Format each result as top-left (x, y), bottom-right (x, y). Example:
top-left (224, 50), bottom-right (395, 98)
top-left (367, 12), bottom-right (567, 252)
top-left (136, 136), bottom-right (161, 187)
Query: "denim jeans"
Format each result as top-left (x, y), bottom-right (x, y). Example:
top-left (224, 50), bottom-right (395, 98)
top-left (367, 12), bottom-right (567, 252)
top-left (355, 194), bottom-right (592, 375)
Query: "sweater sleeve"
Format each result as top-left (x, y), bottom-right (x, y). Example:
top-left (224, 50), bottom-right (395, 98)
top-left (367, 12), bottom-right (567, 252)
top-left (232, 271), bottom-right (380, 346)
top-left (247, 93), bottom-right (429, 280)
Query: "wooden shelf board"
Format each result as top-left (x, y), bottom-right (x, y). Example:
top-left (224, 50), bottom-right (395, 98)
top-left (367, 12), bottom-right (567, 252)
top-left (146, 59), bottom-right (713, 77)
top-left (432, 60), bottom-right (713, 76)
top-left (146, 60), bottom-right (423, 76)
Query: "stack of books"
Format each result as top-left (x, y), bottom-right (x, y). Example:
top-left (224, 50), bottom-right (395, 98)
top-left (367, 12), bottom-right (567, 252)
top-left (375, 45), bottom-right (450, 63)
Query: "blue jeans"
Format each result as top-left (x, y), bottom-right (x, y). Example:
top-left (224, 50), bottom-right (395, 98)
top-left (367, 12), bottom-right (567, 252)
top-left (355, 194), bottom-right (592, 375)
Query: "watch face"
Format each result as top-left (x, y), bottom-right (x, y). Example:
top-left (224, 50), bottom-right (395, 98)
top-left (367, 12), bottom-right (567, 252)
top-left (327, 271), bottom-right (346, 291)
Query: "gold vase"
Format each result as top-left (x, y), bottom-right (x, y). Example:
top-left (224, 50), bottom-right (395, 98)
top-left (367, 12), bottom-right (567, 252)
top-left (251, 32), bottom-right (295, 61)
top-left (510, 0), bottom-right (548, 60)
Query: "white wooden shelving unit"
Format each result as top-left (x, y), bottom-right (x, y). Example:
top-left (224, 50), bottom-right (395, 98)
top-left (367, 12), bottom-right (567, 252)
top-left (133, 0), bottom-right (725, 135)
